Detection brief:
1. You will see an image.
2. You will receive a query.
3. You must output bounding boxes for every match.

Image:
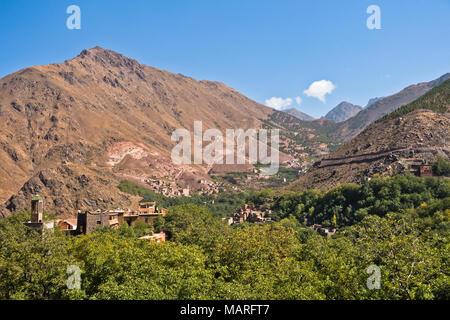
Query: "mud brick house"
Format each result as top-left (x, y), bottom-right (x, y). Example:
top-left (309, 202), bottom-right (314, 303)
top-left (58, 219), bottom-right (78, 231)
top-left (401, 159), bottom-right (433, 177)
top-left (419, 165), bottom-right (433, 177)
top-left (75, 201), bottom-right (168, 234)
top-left (123, 200), bottom-right (167, 227)
top-left (76, 209), bottom-right (123, 234)
top-left (23, 195), bottom-right (168, 236)
top-left (224, 204), bottom-right (272, 225)
top-left (138, 200), bottom-right (157, 214)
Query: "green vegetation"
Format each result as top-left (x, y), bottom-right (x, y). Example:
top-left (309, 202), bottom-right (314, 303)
top-left (376, 79), bottom-right (450, 123)
top-left (214, 166), bottom-right (299, 189)
top-left (432, 156), bottom-right (450, 176)
top-left (264, 174), bottom-right (450, 226)
top-left (0, 175), bottom-right (448, 300)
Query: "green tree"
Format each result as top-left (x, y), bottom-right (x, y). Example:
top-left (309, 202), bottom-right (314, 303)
top-left (432, 157), bottom-right (450, 176)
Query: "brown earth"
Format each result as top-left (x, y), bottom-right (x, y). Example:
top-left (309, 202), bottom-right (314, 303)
top-left (0, 46), bottom-right (274, 216)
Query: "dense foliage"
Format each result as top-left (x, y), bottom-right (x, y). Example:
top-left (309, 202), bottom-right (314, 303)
top-left (1, 175), bottom-right (448, 300)
top-left (265, 174), bottom-right (450, 227)
top-left (432, 156), bottom-right (450, 176)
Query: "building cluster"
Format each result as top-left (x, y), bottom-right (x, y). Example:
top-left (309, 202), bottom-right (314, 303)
top-left (23, 196), bottom-right (167, 242)
top-left (143, 178), bottom-right (221, 197)
top-left (223, 204), bottom-right (272, 225)
top-left (143, 179), bottom-right (190, 197)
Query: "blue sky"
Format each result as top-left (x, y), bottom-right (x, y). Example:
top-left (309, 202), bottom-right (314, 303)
top-left (1, 0), bottom-right (449, 118)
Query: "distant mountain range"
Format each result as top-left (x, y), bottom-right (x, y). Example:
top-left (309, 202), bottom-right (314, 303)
top-left (324, 101), bottom-right (362, 123)
top-left (331, 73), bottom-right (450, 141)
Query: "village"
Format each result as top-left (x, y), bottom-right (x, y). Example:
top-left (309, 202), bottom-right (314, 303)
top-left (24, 195), bottom-right (167, 243)
top-left (20, 191), bottom-right (365, 241)
top-left (21, 155), bottom-right (438, 241)
top-left (141, 178), bottom-right (223, 197)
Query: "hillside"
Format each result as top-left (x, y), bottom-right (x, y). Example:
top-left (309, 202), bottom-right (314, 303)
top-left (283, 108), bottom-right (315, 121)
top-left (332, 73), bottom-right (450, 141)
top-left (262, 111), bottom-right (343, 161)
top-left (364, 97), bottom-right (383, 108)
top-left (289, 79), bottom-right (450, 191)
top-left (0, 47), bottom-right (274, 216)
top-left (324, 101), bottom-right (362, 122)
top-left (376, 79), bottom-right (450, 123)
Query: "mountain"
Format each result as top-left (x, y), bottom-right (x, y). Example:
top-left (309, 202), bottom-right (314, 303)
top-left (283, 108), bottom-right (315, 121)
top-left (332, 73), bottom-right (450, 141)
top-left (0, 47), bottom-right (273, 216)
top-left (365, 97), bottom-right (383, 108)
top-left (263, 111), bottom-right (342, 160)
top-left (289, 79), bottom-right (450, 191)
top-left (324, 102), bottom-right (362, 123)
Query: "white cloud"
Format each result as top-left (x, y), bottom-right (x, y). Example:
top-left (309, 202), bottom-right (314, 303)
top-left (304, 80), bottom-right (336, 103)
top-left (295, 96), bottom-right (302, 106)
top-left (265, 97), bottom-right (293, 110)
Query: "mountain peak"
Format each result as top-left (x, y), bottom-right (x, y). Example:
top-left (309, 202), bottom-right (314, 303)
top-left (324, 101), bottom-right (362, 123)
top-left (76, 46), bottom-right (140, 70)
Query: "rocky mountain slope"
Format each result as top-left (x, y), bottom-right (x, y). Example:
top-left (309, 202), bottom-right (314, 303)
top-left (283, 108), bottom-right (315, 121)
top-left (289, 79), bottom-right (450, 191)
top-left (324, 101), bottom-right (362, 123)
top-left (0, 47), bottom-right (274, 216)
top-left (365, 97), bottom-right (383, 108)
top-left (332, 73), bottom-right (450, 141)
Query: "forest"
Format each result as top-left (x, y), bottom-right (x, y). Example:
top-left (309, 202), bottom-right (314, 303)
top-left (0, 175), bottom-right (448, 300)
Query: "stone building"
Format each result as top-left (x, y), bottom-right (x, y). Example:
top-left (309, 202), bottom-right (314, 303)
top-left (76, 209), bottom-right (122, 234)
top-left (224, 204), bottom-right (272, 225)
top-left (75, 201), bottom-right (168, 234)
top-left (58, 219), bottom-right (78, 231)
top-left (24, 195), bottom-right (55, 233)
top-left (123, 200), bottom-right (167, 227)
top-left (400, 159), bottom-right (433, 177)
top-left (23, 195), bottom-right (168, 237)
top-left (419, 165), bottom-right (433, 177)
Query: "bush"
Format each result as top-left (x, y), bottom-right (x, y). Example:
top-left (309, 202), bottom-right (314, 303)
top-left (432, 157), bottom-right (450, 176)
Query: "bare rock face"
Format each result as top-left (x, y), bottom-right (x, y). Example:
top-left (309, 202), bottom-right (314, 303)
top-left (0, 47), bottom-right (273, 216)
